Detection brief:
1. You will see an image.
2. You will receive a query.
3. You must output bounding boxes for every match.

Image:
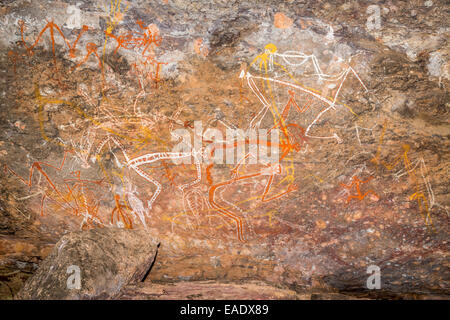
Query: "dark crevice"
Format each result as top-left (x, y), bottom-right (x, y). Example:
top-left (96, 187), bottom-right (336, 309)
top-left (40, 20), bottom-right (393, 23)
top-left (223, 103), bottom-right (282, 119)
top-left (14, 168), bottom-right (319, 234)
top-left (141, 243), bottom-right (160, 282)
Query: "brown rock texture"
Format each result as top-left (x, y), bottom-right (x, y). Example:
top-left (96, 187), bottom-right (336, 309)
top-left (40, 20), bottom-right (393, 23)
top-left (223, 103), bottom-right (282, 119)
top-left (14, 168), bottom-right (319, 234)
top-left (118, 280), bottom-right (344, 300)
top-left (15, 228), bottom-right (159, 299)
top-left (0, 0), bottom-right (448, 300)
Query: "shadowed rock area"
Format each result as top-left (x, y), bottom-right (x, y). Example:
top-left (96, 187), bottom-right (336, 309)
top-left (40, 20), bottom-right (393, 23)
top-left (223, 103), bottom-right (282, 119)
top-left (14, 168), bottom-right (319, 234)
top-left (0, 0), bottom-right (448, 300)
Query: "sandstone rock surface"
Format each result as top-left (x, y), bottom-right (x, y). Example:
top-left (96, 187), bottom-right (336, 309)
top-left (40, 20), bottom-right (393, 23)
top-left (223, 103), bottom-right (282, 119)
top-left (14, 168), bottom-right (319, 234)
top-left (16, 228), bottom-right (159, 299)
top-left (0, 0), bottom-right (448, 300)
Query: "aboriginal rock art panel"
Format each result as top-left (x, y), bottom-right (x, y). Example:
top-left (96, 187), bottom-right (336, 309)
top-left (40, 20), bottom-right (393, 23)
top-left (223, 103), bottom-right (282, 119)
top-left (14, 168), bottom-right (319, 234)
top-left (1, 3), bottom-right (447, 246)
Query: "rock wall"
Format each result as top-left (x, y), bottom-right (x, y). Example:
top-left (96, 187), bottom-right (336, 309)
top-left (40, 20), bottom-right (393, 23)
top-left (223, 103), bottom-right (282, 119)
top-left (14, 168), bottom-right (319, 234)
top-left (0, 0), bottom-right (448, 299)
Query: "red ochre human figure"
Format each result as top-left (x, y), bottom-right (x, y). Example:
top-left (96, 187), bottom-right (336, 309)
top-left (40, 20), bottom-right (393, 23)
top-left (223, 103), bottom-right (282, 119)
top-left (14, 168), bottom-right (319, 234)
top-left (105, 19), bottom-right (162, 55)
top-left (64, 183), bottom-right (101, 228)
top-left (208, 163), bottom-right (298, 243)
top-left (3, 150), bottom-right (77, 216)
top-left (340, 176), bottom-right (378, 204)
top-left (135, 19), bottom-right (163, 53)
top-left (205, 134), bottom-right (300, 242)
top-left (131, 56), bottom-right (167, 89)
top-left (19, 20), bottom-right (88, 64)
top-left (111, 194), bottom-right (133, 229)
top-left (202, 89), bottom-right (311, 242)
top-left (71, 42), bottom-right (103, 72)
top-left (3, 150), bottom-right (108, 227)
top-left (104, 19), bottom-right (165, 89)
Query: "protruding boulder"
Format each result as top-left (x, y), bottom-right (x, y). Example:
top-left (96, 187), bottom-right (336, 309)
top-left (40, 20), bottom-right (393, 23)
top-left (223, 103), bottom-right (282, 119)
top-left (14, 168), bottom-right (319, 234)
top-left (16, 228), bottom-right (159, 300)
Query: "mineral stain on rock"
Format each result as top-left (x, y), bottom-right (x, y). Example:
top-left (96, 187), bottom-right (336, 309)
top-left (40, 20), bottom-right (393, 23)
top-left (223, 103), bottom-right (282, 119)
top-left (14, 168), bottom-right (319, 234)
top-left (0, 0), bottom-right (449, 300)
